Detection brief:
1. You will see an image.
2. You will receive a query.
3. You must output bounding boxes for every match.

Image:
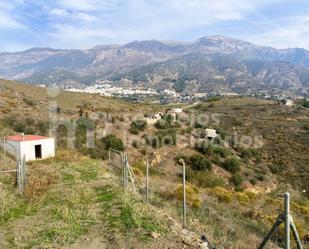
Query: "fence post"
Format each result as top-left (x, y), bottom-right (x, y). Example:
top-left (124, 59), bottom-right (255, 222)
top-left (3, 138), bottom-right (6, 170)
top-left (285, 193), bottom-right (290, 249)
top-left (290, 217), bottom-right (304, 249)
top-left (145, 158), bottom-right (149, 203)
top-left (179, 159), bottom-right (186, 228)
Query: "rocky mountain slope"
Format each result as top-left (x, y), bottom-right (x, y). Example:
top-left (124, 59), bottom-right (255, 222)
top-left (0, 36), bottom-right (309, 95)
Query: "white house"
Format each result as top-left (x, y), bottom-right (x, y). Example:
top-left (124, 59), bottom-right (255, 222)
top-left (145, 113), bottom-right (162, 124)
top-left (205, 129), bottom-right (218, 139)
top-left (5, 134), bottom-right (55, 162)
top-left (282, 99), bottom-right (294, 106)
top-left (166, 108), bottom-right (183, 121)
top-left (167, 108), bottom-right (183, 114)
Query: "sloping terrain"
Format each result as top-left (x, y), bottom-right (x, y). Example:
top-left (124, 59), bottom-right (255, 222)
top-left (0, 80), bottom-right (308, 248)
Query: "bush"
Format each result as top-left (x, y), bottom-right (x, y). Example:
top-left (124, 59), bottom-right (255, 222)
top-left (132, 140), bottom-right (139, 148)
top-left (195, 139), bottom-right (210, 154)
top-left (25, 117), bottom-right (35, 126)
top-left (189, 155), bottom-right (212, 171)
top-left (37, 121), bottom-right (49, 135)
top-left (240, 148), bottom-right (260, 159)
top-left (88, 147), bottom-right (108, 160)
top-left (222, 158), bottom-right (241, 173)
top-left (186, 168), bottom-right (225, 188)
top-left (211, 187), bottom-right (232, 203)
top-left (129, 127), bottom-right (139, 135)
top-left (213, 146), bottom-right (229, 158)
top-left (154, 114), bottom-right (175, 129)
top-left (302, 100), bottom-right (309, 108)
top-left (130, 120), bottom-right (147, 132)
top-left (101, 134), bottom-right (124, 151)
top-left (24, 127), bottom-right (35, 134)
top-left (146, 129), bottom-right (177, 148)
top-left (231, 174), bottom-right (243, 187)
top-left (13, 122), bottom-right (26, 132)
top-left (174, 184), bottom-right (201, 208)
top-left (23, 97), bottom-right (36, 106)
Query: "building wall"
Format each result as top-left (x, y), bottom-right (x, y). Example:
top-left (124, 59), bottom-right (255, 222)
top-left (6, 138), bottom-right (55, 162)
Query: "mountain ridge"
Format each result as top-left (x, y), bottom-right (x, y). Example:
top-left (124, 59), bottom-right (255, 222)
top-left (0, 35), bottom-right (309, 96)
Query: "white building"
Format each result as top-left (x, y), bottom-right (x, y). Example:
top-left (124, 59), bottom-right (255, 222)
top-left (205, 129), bottom-right (218, 139)
top-left (167, 108), bottom-right (183, 114)
top-left (145, 113), bottom-right (162, 124)
top-left (5, 134), bottom-right (55, 162)
top-left (282, 99), bottom-right (294, 106)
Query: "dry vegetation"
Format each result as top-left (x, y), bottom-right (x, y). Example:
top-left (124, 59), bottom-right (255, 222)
top-left (0, 80), bottom-right (308, 248)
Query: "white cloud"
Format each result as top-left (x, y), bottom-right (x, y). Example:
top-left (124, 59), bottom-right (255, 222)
top-left (247, 14), bottom-right (309, 49)
top-left (0, 0), bottom-right (25, 29)
top-left (0, 13), bottom-right (24, 29)
top-left (57, 0), bottom-right (118, 11)
top-left (50, 8), bottom-right (70, 16)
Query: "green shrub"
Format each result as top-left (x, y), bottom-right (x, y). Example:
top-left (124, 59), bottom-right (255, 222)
top-left (25, 117), bottom-right (35, 126)
top-left (222, 158), bottom-right (241, 173)
top-left (24, 127), bottom-right (35, 134)
top-left (231, 174), bottom-right (243, 187)
top-left (132, 140), bottom-right (139, 148)
top-left (130, 120), bottom-right (147, 131)
top-left (213, 146), bottom-right (229, 158)
top-left (186, 168), bottom-right (225, 188)
top-left (37, 121), bottom-right (49, 135)
top-left (189, 155), bottom-right (212, 171)
top-left (88, 147), bottom-right (108, 160)
top-left (240, 148), bottom-right (260, 159)
top-left (101, 134), bottom-right (124, 151)
top-left (23, 97), bottom-right (36, 106)
top-left (155, 114), bottom-right (180, 130)
top-left (146, 129), bottom-right (177, 148)
top-left (216, 128), bottom-right (227, 140)
top-left (302, 100), bottom-right (309, 108)
top-left (129, 127), bottom-right (139, 135)
top-left (3, 116), bottom-right (16, 126)
top-left (13, 122), bottom-right (26, 132)
top-left (195, 140), bottom-right (210, 154)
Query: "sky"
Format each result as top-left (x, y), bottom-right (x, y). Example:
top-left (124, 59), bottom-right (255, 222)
top-left (0, 0), bottom-right (309, 52)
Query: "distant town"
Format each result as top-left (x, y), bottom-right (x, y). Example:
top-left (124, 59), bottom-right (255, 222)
top-left (38, 80), bottom-right (307, 105)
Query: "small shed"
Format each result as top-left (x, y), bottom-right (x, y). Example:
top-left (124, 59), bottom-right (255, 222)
top-left (281, 99), bottom-right (294, 106)
top-left (205, 129), bottom-right (218, 139)
top-left (5, 134), bottom-right (55, 162)
top-left (145, 113), bottom-right (162, 124)
top-left (167, 108), bottom-right (183, 114)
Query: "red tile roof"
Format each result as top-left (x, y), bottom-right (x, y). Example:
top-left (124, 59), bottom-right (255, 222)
top-left (6, 135), bottom-right (50, 142)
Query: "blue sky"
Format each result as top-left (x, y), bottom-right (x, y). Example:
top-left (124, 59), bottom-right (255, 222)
top-left (0, 0), bottom-right (308, 52)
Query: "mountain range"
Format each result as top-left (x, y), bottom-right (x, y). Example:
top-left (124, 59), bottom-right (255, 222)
top-left (1, 35), bottom-right (309, 95)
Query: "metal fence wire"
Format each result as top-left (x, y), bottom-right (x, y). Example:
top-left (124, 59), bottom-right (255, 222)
top-left (0, 139), bottom-right (27, 195)
top-left (108, 148), bottom-right (124, 184)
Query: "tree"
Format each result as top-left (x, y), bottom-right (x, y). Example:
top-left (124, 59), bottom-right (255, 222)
top-left (189, 155), bottom-right (212, 171)
top-left (101, 134), bottom-right (124, 151)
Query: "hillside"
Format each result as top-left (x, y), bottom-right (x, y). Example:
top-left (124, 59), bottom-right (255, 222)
top-left (0, 80), bottom-right (308, 248)
top-left (0, 36), bottom-right (309, 96)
